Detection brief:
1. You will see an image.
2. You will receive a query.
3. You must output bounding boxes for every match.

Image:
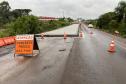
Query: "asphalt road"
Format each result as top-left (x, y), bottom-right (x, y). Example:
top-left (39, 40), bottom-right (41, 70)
top-left (0, 24), bottom-right (77, 84)
top-left (1, 24), bottom-right (126, 84)
top-left (61, 24), bottom-right (126, 84)
top-left (0, 37), bottom-right (74, 84)
top-left (44, 24), bottom-right (79, 35)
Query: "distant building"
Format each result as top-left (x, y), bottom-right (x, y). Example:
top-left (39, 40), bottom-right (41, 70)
top-left (38, 16), bottom-right (58, 21)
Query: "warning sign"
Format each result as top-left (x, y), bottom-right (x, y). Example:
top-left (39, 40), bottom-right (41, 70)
top-left (15, 35), bottom-right (34, 54)
top-left (15, 35), bottom-right (39, 56)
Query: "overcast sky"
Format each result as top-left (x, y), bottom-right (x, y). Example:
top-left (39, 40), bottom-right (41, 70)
top-left (0, 0), bottom-right (122, 19)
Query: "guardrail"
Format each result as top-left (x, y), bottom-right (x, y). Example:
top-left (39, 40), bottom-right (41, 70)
top-left (35, 34), bottom-right (79, 37)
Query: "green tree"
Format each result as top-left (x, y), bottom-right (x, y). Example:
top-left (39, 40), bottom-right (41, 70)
top-left (8, 15), bottom-right (41, 35)
top-left (118, 22), bottom-right (126, 37)
top-left (108, 20), bottom-right (118, 32)
top-left (67, 17), bottom-right (74, 23)
top-left (97, 12), bottom-right (116, 29)
top-left (59, 18), bottom-right (65, 21)
top-left (115, 1), bottom-right (126, 22)
top-left (0, 1), bottom-right (11, 26)
top-left (11, 9), bottom-right (31, 19)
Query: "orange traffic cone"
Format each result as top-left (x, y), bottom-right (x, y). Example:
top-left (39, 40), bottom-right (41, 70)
top-left (79, 31), bottom-right (83, 38)
top-left (64, 32), bottom-right (67, 40)
top-left (41, 33), bottom-right (44, 39)
top-left (90, 31), bottom-right (93, 34)
top-left (108, 40), bottom-right (115, 52)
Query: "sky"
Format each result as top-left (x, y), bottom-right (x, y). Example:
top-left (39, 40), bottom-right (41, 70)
top-left (0, 0), bottom-right (123, 19)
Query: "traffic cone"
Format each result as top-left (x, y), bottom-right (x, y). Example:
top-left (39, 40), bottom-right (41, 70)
top-left (90, 31), bottom-right (93, 34)
top-left (64, 32), bottom-right (67, 40)
top-left (108, 40), bottom-right (115, 52)
top-left (79, 31), bottom-right (83, 38)
top-left (41, 33), bottom-right (44, 39)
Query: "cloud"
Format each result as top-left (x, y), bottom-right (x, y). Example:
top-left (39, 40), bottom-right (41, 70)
top-left (3, 0), bottom-right (121, 19)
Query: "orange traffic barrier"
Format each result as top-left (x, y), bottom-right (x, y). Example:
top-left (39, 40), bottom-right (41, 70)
top-left (0, 39), bottom-right (5, 47)
top-left (3, 37), bottom-right (15, 45)
top-left (9, 36), bottom-right (15, 43)
top-left (12, 36), bottom-right (16, 40)
top-left (41, 33), bottom-right (44, 39)
top-left (79, 31), bottom-right (83, 37)
top-left (108, 40), bottom-right (115, 52)
top-left (3, 37), bottom-right (10, 45)
top-left (64, 32), bottom-right (67, 40)
top-left (0, 36), bottom-right (15, 47)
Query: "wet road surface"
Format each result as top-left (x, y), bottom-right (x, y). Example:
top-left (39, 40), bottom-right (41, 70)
top-left (1, 24), bottom-right (126, 84)
top-left (0, 37), bottom-right (74, 84)
top-left (61, 24), bottom-right (126, 84)
top-left (0, 24), bottom-right (78, 84)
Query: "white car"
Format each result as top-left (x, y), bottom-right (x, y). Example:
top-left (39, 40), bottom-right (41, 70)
top-left (88, 24), bottom-right (93, 28)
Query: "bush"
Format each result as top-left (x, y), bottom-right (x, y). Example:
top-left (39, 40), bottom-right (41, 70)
top-left (0, 16), bottom-right (71, 37)
top-left (0, 29), bottom-right (11, 37)
top-left (118, 22), bottom-right (126, 36)
top-left (109, 20), bottom-right (118, 29)
top-left (7, 15), bottom-right (41, 35)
